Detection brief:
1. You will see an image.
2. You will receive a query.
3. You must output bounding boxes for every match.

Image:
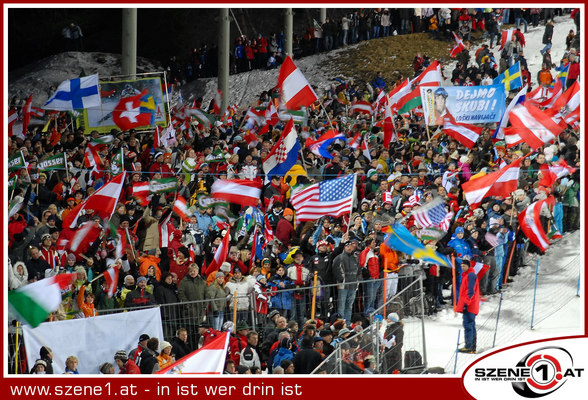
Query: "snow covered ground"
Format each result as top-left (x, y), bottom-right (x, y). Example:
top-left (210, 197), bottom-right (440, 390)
top-left (419, 230), bottom-right (584, 374)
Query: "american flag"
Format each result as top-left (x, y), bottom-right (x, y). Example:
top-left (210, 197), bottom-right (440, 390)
top-left (291, 174), bottom-right (355, 222)
top-left (413, 198), bottom-right (451, 229)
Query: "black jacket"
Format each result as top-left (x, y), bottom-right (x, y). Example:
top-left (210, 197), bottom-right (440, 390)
top-left (293, 346), bottom-right (323, 374)
top-left (170, 337), bottom-right (192, 360)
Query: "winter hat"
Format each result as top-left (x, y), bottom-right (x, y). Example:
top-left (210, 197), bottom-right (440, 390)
top-left (387, 312), bottom-right (400, 322)
top-left (67, 253), bottom-right (76, 262)
top-left (139, 334), bottom-right (150, 342)
top-left (215, 271), bottom-right (225, 278)
top-left (489, 217), bottom-right (499, 226)
top-left (34, 359), bottom-right (47, 369)
top-left (114, 350), bottom-right (128, 362)
top-left (283, 208), bottom-right (294, 216)
top-left (136, 276), bottom-right (147, 284)
top-left (367, 169), bottom-right (378, 178)
top-left (455, 227), bottom-right (465, 235)
top-left (256, 274), bottom-right (266, 283)
top-left (338, 328), bottom-right (351, 336)
top-left (268, 310), bottom-right (280, 320)
top-left (99, 362), bottom-right (113, 374)
top-left (160, 341), bottom-right (172, 352)
top-left (220, 262), bottom-right (231, 272)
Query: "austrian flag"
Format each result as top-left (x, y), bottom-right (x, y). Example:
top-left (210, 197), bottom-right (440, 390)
top-left (443, 118), bottom-right (482, 149)
top-left (173, 196), bottom-right (191, 222)
top-left (211, 179), bottom-right (262, 207)
top-left (278, 56), bottom-right (318, 110)
top-left (461, 158), bottom-right (522, 208)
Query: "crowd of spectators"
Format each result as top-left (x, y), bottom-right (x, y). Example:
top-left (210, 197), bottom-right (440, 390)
top-left (8, 7), bottom-right (580, 375)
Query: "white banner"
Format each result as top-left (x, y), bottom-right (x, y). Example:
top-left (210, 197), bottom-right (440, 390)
top-left (23, 307), bottom-right (163, 374)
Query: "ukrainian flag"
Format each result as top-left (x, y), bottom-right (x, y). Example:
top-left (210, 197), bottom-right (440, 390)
top-left (384, 223), bottom-right (451, 267)
top-left (494, 62), bottom-right (522, 92)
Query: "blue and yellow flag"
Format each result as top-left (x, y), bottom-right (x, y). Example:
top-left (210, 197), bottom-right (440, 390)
top-left (493, 62), bottom-right (522, 92)
top-left (384, 223), bottom-right (451, 267)
top-left (554, 63), bottom-right (569, 89)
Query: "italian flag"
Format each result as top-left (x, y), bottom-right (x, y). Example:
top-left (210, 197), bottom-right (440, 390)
top-left (173, 196), bottom-right (191, 221)
top-left (8, 273), bottom-right (77, 327)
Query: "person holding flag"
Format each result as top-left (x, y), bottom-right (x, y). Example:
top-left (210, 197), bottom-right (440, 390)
top-left (456, 256), bottom-right (489, 354)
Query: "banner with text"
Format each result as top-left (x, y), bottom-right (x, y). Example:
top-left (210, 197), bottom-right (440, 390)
top-left (420, 84), bottom-right (506, 126)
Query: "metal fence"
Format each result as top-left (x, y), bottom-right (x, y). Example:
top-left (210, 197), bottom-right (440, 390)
top-left (311, 276), bottom-right (426, 374)
top-left (445, 248), bottom-right (581, 374)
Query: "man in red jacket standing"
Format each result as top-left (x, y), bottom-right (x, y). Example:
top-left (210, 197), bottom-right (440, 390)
top-left (456, 256), bottom-right (489, 354)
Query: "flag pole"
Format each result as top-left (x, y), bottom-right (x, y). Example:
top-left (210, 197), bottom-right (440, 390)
top-left (319, 100), bottom-right (336, 130)
top-left (503, 226), bottom-right (520, 285)
top-left (451, 253), bottom-right (457, 315)
top-left (14, 321), bottom-right (20, 374)
top-left (310, 271), bottom-right (318, 320)
top-left (347, 173), bottom-right (358, 231)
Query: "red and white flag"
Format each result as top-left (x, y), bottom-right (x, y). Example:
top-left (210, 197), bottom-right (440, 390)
top-left (211, 179), bottom-right (262, 207)
top-left (518, 198), bottom-right (551, 252)
top-left (361, 133), bottom-right (372, 161)
top-left (265, 102), bottom-right (279, 126)
top-left (461, 158), bottom-right (522, 208)
top-left (472, 262), bottom-right (490, 278)
top-left (348, 132), bottom-right (361, 150)
top-left (156, 332), bottom-right (229, 374)
top-left (208, 228), bottom-right (231, 272)
top-left (382, 100), bottom-right (395, 147)
top-left (450, 32), bottom-right (466, 58)
top-left (132, 181), bottom-right (150, 206)
top-left (499, 28), bottom-right (515, 51)
top-left (443, 117), bottom-right (482, 149)
top-left (173, 196), bottom-right (191, 221)
top-left (243, 107), bottom-right (265, 130)
top-left (548, 80), bottom-right (580, 128)
top-left (103, 265), bottom-right (120, 298)
top-left (158, 212), bottom-right (173, 248)
top-left (505, 103), bottom-right (565, 151)
top-left (84, 143), bottom-right (103, 169)
top-left (21, 94), bottom-right (33, 136)
top-left (8, 109), bottom-right (18, 137)
top-left (387, 78), bottom-right (410, 111)
top-left (112, 90), bottom-right (153, 131)
top-left (213, 90), bottom-right (222, 115)
top-left (263, 215), bottom-right (274, 245)
top-left (63, 173), bottom-right (126, 229)
top-left (538, 159), bottom-right (577, 188)
top-left (68, 221), bottom-right (100, 254)
top-left (277, 56), bottom-right (318, 110)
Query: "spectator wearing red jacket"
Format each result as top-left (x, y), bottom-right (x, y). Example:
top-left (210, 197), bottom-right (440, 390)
top-left (456, 256), bottom-right (489, 354)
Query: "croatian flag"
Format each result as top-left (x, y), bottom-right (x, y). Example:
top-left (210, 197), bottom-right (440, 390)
top-left (44, 74), bottom-right (101, 111)
top-left (262, 118), bottom-right (301, 178)
top-left (305, 129), bottom-right (345, 159)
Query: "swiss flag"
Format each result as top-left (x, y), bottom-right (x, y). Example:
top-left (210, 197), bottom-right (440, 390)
top-left (450, 32), bottom-right (465, 58)
top-left (112, 90), bottom-right (154, 131)
top-left (278, 56), bottom-right (318, 110)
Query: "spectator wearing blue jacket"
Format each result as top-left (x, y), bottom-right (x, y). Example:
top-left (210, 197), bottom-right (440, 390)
top-left (447, 226), bottom-right (472, 302)
top-left (372, 71), bottom-right (386, 92)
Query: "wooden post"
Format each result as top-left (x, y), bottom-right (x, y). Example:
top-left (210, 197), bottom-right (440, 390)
top-left (503, 227), bottom-right (520, 285)
top-left (232, 291), bottom-right (238, 326)
top-left (14, 321), bottom-right (20, 374)
top-left (451, 254), bottom-right (457, 314)
top-left (310, 271), bottom-right (318, 320)
top-left (382, 269), bottom-right (388, 318)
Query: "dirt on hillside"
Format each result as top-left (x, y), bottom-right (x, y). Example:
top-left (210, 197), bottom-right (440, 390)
top-left (320, 30), bottom-right (488, 89)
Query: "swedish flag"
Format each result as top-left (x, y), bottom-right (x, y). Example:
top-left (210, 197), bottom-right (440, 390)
top-left (494, 62), bottom-right (522, 92)
top-left (139, 93), bottom-right (156, 125)
top-left (384, 223), bottom-right (451, 267)
top-left (554, 63), bottom-right (569, 88)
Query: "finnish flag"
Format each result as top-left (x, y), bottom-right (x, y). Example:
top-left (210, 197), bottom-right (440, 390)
top-left (44, 74), bottom-right (101, 111)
